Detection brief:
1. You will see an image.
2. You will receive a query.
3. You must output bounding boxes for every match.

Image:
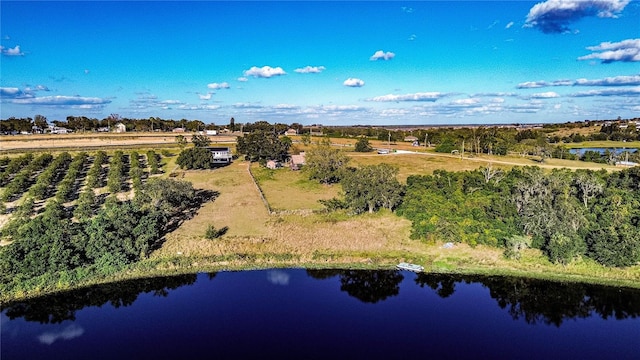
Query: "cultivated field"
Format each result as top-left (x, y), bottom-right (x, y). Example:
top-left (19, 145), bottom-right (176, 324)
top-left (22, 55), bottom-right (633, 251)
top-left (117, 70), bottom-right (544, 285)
top-left (0, 133), bottom-right (236, 152)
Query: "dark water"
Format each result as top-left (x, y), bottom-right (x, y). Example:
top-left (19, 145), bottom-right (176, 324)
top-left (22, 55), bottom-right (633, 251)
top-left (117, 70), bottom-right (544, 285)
top-left (2, 269), bottom-right (640, 359)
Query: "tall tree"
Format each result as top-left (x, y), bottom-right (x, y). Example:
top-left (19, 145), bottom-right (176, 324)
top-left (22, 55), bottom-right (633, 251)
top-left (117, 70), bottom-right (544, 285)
top-left (236, 130), bottom-right (290, 164)
top-left (304, 143), bottom-right (350, 184)
top-left (191, 134), bottom-right (211, 148)
top-left (354, 137), bottom-right (373, 152)
top-left (341, 164), bottom-right (404, 213)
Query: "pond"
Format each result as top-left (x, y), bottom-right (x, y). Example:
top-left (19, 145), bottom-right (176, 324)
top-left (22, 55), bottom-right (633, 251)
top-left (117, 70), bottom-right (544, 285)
top-left (569, 147), bottom-right (638, 156)
top-left (3, 269), bottom-right (640, 359)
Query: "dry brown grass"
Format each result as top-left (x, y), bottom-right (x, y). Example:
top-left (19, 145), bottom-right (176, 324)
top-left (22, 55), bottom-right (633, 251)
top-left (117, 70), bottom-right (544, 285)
top-left (547, 125), bottom-right (602, 137)
top-left (154, 161), bottom-right (271, 258)
top-left (0, 133), bottom-right (236, 152)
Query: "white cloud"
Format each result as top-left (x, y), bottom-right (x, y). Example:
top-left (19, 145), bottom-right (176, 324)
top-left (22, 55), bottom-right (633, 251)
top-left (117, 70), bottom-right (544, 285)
top-left (517, 81), bottom-right (548, 89)
top-left (408, 34), bottom-right (417, 41)
top-left (207, 82), bottom-right (230, 90)
top-left (569, 87), bottom-right (640, 97)
top-left (575, 75), bottom-right (640, 86)
top-left (233, 102), bottom-right (263, 109)
top-left (343, 78), bottom-right (365, 87)
top-left (578, 39), bottom-right (640, 63)
top-left (0, 87), bottom-right (26, 98)
top-left (369, 92), bottom-right (446, 102)
top-left (518, 75), bottom-right (640, 89)
top-left (243, 66), bottom-right (286, 78)
top-left (450, 98), bottom-right (480, 106)
top-left (505, 21), bottom-right (514, 29)
top-left (198, 93), bottom-right (212, 100)
top-left (237, 77), bottom-right (248, 82)
top-left (530, 91), bottom-right (560, 98)
top-left (177, 104), bottom-right (220, 111)
top-left (1, 45), bottom-right (24, 56)
top-left (370, 50), bottom-right (395, 61)
top-left (24, 85), bottom-right (50, 92)
top-left (294, 66), bottom-right (326, 74)
top-left (525, 0), bottom-right (630, 33)
top-left (12, 95), bottom-right (111, 106)
top-left (38, 325), bottom-right (84, 345)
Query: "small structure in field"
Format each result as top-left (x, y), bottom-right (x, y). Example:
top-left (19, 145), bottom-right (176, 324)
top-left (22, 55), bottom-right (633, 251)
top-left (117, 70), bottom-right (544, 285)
top-left (206, 147), bottom-right (233, 165)
top-left (114, 123), bottom-right (127, 133)
top-left (404, 135), bottom-right (418, 142)
top-left (290, 152), bottom-right (306, 170)
top-left (285, 128), bottom-right (298, 136)
top-left (266, 160), bottom-right (282, 169)
top-left (172, 127), bottom-right (186, 133)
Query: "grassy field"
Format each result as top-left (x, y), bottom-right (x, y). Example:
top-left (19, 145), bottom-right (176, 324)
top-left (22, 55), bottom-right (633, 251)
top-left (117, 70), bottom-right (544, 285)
top-left (144, 150), bottom-right (639, 289)
top-left (251, 163), bottom-right (341, 211)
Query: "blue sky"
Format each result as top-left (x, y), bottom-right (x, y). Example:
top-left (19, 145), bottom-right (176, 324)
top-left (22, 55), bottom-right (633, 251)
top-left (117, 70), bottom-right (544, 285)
top-left (1, 0), bottom-right (639, 125)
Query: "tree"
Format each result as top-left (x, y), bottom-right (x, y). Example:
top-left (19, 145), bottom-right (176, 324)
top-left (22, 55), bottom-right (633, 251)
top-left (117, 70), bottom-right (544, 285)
top-left (547, 232), bottom-right (585, 265)
top-left (341, 164), bottom-right (404, 213)
top-left (176, 147), bottom-right (215, 169)
top-left (229, 117), bottom-right (235, 132)
top-left (301, 132), bottom-right (311, 146)
top-left (236, 130), bottom-right (290, 164)
top-left (304, 143), bottom-right (350, 184)
top-left (354, 137), bottom-right (373, 152)
top-left (34, 115), bottom-right (48, 130)
top-left (574, 170), bottom-right (604, 209)
top-left (191, 134), bottom-right (211, 148)
top-left (503, 235), bottom-right (532, 260)
top-left (175, 135), bottom-right (187, 149)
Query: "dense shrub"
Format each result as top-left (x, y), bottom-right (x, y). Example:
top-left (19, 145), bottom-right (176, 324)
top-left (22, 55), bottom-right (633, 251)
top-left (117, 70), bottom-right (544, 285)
top-left (176, 147), bottom-right (214, 169)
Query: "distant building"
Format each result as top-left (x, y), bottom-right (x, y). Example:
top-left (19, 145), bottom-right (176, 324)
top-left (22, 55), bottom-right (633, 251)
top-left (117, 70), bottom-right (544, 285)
top-left (206, 130), bottom-right (217, 135)
top-left (404, 136), bottom-right (418, 142)
top-left (290, 152), bottom-right (306, 170)
top-left (285, 128), bottom-right (298, 136)
top-left (172, 127), bottom-right (186, 133)
top-left (114, 123), bottom-right (127, 133)
top-left (49, 126), bottom-right (70, 134)
top-left (616, 161), bottom-right (638, 167)
top-left (266, 160), bottom-right (282, 169)
top-left (206, 147), bottom-right (233, 165)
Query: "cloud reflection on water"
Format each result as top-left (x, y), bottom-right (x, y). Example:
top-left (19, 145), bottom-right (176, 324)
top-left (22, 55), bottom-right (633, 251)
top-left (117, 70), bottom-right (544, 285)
top-left (267, 270), bottom-right (290, 286)
top-left (37, 324), bottom-right (85, 345)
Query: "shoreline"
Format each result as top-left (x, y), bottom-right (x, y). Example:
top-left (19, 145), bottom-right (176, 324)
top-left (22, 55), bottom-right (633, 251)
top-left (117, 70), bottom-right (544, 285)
top-left (3, 251), bottom-right (639, 304)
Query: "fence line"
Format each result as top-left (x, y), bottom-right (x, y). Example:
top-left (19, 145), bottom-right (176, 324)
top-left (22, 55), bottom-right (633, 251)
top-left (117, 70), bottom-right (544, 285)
top-left (246, 162), bottom-right (273, 215)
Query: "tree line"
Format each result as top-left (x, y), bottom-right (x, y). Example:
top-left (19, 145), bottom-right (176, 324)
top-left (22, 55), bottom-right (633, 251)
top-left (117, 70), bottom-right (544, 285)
top-left (398, 166), bottom-right (640, 267)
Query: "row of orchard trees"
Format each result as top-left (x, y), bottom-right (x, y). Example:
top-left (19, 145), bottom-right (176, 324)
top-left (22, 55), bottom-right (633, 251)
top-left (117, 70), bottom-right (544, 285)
top-left (0, 178), bottom-right (197, 295)
top-left (0, 150), bottom-right (163, 216)
top-left (0, 149), bottom-right (196, 296)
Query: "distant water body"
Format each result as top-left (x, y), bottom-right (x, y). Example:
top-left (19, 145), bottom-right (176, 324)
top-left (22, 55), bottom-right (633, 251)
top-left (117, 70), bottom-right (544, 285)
top-left (569, 147), bottom-right (638, 156)
top-left (3, 270), bottom-right (639, 359)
